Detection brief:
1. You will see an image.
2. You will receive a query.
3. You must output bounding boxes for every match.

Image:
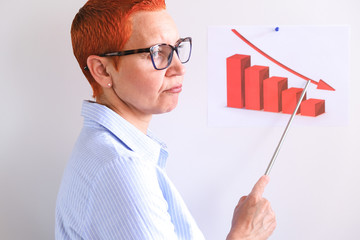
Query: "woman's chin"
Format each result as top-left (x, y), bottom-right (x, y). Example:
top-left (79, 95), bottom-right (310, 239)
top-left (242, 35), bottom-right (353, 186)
top-left (155, 102), bottom-right (179, 114)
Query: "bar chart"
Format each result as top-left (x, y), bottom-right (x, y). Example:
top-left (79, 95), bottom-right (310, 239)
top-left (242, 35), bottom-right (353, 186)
top-left (227, 54), bottom-right (326, 117)
top-left (208, 26), bottom-right (348, 127)
top-left (226, 26), bottom-right (333, 118)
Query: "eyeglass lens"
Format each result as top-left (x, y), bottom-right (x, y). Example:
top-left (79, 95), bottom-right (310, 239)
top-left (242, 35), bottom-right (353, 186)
top-left (150, 38), bottom-right (191, 70)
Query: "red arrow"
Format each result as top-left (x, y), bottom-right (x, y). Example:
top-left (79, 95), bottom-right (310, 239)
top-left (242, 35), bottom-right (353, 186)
top-left (231, 29), bottom-right (335, 91)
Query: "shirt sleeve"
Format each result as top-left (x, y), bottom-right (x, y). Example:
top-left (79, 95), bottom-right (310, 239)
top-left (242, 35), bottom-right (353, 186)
top-left (81, 155), bottom-right (178, 240)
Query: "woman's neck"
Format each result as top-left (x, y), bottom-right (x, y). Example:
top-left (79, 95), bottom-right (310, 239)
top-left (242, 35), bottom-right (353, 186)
top-left (95, 93), bottom-right (152, 135)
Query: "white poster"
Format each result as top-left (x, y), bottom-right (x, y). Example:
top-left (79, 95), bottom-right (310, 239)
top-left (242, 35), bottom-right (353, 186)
top-left (208, 25), bottom-right (349, 126)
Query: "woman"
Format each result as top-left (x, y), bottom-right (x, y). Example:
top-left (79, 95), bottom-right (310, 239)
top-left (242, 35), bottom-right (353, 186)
top-left (56, 0), bottom-right (276, 239)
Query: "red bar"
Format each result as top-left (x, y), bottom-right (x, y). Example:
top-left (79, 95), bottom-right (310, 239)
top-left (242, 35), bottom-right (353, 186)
top-left (263, 77), bottom-right (288, 112)
top-left (245, 65), bottom-right (269, 110)
top-left (226, 54), bottom-right (251, 108)
top-left (301, 98), bottom-right (325, 117)
top-left (282, 88), bottom-right (307, 114)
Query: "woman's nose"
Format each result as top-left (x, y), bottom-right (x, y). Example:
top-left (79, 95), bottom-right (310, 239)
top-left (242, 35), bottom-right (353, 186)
top-left (165, 53), bottom-right (186, 76)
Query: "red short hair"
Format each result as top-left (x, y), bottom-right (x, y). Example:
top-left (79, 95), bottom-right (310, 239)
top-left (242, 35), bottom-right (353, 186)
top-left (71, 0), bottom-right (166, 97)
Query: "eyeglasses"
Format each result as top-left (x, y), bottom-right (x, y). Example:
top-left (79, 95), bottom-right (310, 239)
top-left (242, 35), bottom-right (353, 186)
top-left (96, 37), bottom-right (192, 70)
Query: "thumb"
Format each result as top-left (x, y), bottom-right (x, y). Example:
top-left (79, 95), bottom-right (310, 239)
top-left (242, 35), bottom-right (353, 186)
top-left (249, 175), bottom-right (270, 199)
top-left (238, 195), bottom-right (247, 204)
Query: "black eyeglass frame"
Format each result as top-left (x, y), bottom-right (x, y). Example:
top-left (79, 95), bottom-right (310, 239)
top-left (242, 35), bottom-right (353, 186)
top-left (84, 37), bottom-right (192, 71)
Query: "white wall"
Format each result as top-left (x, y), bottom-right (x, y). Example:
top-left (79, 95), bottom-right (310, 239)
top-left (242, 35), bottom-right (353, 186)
top-left (1, 0), bottom-right (359, 239)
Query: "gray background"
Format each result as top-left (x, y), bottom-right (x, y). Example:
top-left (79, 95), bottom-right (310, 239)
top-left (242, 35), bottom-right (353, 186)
top-left (1, 0), bottom-right (359, 239)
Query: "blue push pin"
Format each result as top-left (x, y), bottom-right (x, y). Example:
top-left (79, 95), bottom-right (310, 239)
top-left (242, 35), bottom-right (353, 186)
top-left (275, 27), bottom-right (280, 32)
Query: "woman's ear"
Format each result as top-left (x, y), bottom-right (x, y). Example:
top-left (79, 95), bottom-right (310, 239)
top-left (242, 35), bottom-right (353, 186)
top-left (86, 55), bottom-right (112, 88)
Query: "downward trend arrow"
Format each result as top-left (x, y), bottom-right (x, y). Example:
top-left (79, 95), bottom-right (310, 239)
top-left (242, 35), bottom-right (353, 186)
top-left (231, 29), bottom-right (335, 91)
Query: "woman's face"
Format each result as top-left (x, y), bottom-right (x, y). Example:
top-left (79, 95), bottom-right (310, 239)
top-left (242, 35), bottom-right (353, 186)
top-left (107, 10), bottom-right (185, 117)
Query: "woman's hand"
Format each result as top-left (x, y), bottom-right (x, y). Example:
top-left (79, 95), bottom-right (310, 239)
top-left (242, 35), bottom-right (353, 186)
top-left (227, 175), bottom-right (276, 240)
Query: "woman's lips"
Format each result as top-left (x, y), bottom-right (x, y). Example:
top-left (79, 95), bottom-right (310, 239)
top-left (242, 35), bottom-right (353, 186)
top-left (165, 84), bottom-right (182, 93)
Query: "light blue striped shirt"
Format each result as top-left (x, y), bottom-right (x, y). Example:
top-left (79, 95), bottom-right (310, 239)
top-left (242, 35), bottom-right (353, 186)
top-left (55, 101), bottom-right (205, 240)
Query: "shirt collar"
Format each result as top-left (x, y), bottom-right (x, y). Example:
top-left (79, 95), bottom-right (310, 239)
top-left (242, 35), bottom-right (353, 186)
top-left (81, 100), bottom-right (168, 166)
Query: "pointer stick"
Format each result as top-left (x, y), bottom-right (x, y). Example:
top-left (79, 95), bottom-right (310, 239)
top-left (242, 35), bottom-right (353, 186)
top-left (265, 80), bottom-right (311, 176)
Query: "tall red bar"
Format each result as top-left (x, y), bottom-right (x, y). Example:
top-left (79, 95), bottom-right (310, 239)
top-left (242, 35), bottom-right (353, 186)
top-left (245, 65), bottom-right (269, 110)
top-left (282, 88), bottom-right (307, 114)
top-left (301, 98), bottom-right (325, 117)
top-left (226, 54), bottom-right (251, 108)
top-left (263, 77), bottom-right (288, 112)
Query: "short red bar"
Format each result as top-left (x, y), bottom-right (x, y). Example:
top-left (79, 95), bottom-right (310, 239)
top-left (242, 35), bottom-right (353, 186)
top-left (245, 65), bottom-right (269, 110)
top-left (263, 77), bottom-right (288, 112)
top-left (301, 98), bottom-right (325, 117)
top-left (282, 88), bottom-right (307, 114)
top-left (226, 54), bottom-right (251, 108)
